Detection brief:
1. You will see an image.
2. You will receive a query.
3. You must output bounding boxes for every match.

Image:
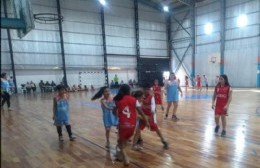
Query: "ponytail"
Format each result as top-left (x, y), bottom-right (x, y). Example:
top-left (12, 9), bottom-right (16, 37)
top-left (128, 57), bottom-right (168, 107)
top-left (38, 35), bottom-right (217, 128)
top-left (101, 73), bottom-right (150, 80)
top-left (91, 86), bottom-right (108, 101)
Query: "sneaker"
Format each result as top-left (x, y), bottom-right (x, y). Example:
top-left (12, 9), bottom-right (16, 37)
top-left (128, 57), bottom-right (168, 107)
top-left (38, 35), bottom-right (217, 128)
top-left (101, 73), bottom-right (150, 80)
top-left (115, 146), bottom-right (123, 161)
top-left (59, 136), bottom-right (64, 142)
top-left (69, 135), bottom-right (76, 141)
top-left (162, 141), bottom-right (169, 150)
top-left (164, 114), bottom-right (168, 120)
top-left (221, 130), bottom-right (226, 137)
top-left (137, 138), bottom-right (143, 146)
top-left (214, 125), bottom-right (220, 133)
top-left (132, 145), bottom-right (143, 151)
top-left (172, 115), bottom-right (179, 121)
top-left (8, 108), bottom-right (12, 111)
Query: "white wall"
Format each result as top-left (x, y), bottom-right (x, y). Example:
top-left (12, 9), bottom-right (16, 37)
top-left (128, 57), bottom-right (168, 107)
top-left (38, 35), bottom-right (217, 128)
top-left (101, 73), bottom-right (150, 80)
top-left (172, 0), bottom-right (260, 87)
top-left (139, 3), bottom-right (167, 57)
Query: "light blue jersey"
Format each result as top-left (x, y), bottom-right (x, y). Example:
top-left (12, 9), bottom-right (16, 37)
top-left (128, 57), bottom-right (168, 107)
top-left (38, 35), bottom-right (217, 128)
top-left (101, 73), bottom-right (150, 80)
top-left (101, 98), bottom-right (118, 128)
top-left (54, 95), bottom-right (69, 126)
top-left (1, 79), bottom-right (10, 92)
top-left (166, 80), bottom-right (179, 102)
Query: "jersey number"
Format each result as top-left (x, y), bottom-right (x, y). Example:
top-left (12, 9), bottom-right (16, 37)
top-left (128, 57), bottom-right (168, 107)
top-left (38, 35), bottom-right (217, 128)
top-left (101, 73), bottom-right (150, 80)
top-left (122, 106), bottom-right (130, 118)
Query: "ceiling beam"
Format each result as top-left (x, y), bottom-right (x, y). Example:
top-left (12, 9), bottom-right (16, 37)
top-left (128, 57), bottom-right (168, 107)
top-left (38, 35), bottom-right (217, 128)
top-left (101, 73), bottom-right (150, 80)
top-left (176, 0), bottom-right (191, 6)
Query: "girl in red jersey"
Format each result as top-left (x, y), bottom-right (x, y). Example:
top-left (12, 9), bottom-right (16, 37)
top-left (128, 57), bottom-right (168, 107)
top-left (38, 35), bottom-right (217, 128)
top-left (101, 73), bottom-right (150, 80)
top-left (185, 75), bottom-right (189, 92)
top-left (152, 79), bottom-right (164, 112)
top-left (113, 84), bottom-right (148, 166)
top-left (133, 84), bottom-right (168, 150)
top-left (212, 74), bottom-right (232, 137)
top-left (197, 75), bottom-right (201, 91)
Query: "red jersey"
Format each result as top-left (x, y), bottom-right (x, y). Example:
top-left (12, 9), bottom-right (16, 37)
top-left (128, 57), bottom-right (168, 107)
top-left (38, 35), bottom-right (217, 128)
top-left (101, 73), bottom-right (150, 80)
top-left (152, 85), bottom-right (162, 104)
top-left (142, 94), bottom-right (153, 116)
top-left (197, 77), bottom-right (201, 87)
top-left (140, 94), bottom-right (158, 131)
top-left (115, 95), bottom-right (136, 128)
top-left (215, 85), bottom-right (230, 115)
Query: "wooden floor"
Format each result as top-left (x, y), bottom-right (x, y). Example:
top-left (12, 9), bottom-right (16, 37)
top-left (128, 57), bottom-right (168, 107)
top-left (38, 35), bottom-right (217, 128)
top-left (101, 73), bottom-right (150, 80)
top-left (1, 88), bottom-right (260, 168)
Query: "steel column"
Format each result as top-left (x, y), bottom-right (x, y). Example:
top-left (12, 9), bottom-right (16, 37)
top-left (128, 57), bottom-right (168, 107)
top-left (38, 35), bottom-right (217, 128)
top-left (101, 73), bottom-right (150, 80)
top-left (190, 0), bottom-right (196, 79)
top-left (3, 0), bottom-right (17, 93)
top-left (166, 13), bottom-right (172, 72)
top-left (220, 0), bottom-right (226, 75)
top-left (56, 0), bottom-right (68, 87)
top-left (257, 0), bottom-right (260, 87)
top-left (100, 6), bottom-right (109, 86)
top-left (134, 0), bottom-right (141, 82)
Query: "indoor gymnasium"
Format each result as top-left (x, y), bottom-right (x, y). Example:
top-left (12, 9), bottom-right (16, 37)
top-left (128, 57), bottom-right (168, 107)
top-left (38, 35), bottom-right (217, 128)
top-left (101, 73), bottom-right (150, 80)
top-left (1, 0), bottom-right (260, 167)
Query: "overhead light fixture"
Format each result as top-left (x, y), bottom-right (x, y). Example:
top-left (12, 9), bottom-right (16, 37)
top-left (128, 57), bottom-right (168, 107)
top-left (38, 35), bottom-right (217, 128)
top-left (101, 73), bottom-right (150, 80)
top-left (108, 67), bottom-right (121, 70)
top-left (98, 0), bottom-right (106, 6)
top-left (237, 14), bottom-right (247, 28)
top-left (204, 22), bottom-right (213, 35)
top-left (163, 6), bottom-right (169, 12)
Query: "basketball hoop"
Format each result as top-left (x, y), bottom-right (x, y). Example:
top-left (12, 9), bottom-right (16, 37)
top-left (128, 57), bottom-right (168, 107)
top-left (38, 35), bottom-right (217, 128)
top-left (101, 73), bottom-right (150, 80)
top-left (33, 13), bottom-right (63, 24)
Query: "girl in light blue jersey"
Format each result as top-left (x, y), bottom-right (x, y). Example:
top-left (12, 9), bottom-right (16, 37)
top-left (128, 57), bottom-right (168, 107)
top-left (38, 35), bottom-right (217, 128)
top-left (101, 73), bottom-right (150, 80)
top-left (164, 73), bottom-right (183, 121)
top-left (92, 86), bottom-right (118, 148)
top-left (53, 85), bottom-right (76, 141)
top-left (1, 73), bottom-right (12, 111)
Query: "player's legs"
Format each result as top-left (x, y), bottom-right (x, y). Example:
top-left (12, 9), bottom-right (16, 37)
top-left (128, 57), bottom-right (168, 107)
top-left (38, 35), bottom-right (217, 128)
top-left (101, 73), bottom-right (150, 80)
top-left (165, 102), bottom-right (172, 119)
top-left (172, 102), bottom-right (179, 121)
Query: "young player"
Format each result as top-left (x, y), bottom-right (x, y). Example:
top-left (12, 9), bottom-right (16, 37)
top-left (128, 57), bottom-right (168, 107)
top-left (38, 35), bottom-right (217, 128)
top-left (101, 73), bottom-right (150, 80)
top-left (133, 84), bottom-right (168, 150)
top-left (212, 74), bottom-right (232, 137)
top-left (164, 73), bottom-right (183, 121)
top-left (113, 84), bottom-right (148, 166)
top-left (53, 85), bottom-right (76, 141)
top-left (91, 86), bottom-right (118, 148)
top-left (152, 79), bottom-right (164, 112)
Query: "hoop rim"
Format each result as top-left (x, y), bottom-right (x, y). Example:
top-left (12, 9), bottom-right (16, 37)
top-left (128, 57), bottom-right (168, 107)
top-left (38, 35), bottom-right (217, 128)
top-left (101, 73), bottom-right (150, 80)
top-left (33, 13), bottom-right (63, 24)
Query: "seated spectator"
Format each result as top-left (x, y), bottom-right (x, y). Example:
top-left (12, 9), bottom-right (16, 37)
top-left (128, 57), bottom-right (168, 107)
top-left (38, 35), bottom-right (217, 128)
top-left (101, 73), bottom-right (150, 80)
top-left (91, 85), bottom-right (95, 91)
top-left (45, 81), bottom-right (51, 92)
top-left (66, 86), bottom-right (71, 92)
top-left (51, 81), bottom-right (56, 91)
top-left (72, 85), bottom-right (78, 92)
top-left (120, 80), bottom-right (124, 86)
top-left (26, 82), bottom-right (31, 93)
top-left (21, 84), bottom-right (26, 94)
top-left (78, 84), bottom-right (82, 91)
top-left (84, 85), bottom-right (89, 91)
top-left (30, 81), bottom-right (36, 92)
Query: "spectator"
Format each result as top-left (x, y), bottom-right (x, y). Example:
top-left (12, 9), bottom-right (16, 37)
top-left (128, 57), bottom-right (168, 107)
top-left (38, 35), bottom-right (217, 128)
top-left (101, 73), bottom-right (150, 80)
top-left (39, 80), bottom-right (45, 93)
top-left (45, 81), bottom-right (51, 92)
top-left (120, 80), bottom-right (124, 86)
top-left (78, 84), bottom-right (82, 91)
top-left (84, 85), bottom-right (89, 91)
top-left (110, 80), bottom-right (115, 88)
top-left (51, 81), bottom-right (56, 91)
top-left (114, 75), bottom-right (119, 88)
top-left (30, 81), bottom-right (36, 92)
top-left (91, 85), bottom-right (95, 91)
top-left (26, 82), bottom-right (31, 93)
